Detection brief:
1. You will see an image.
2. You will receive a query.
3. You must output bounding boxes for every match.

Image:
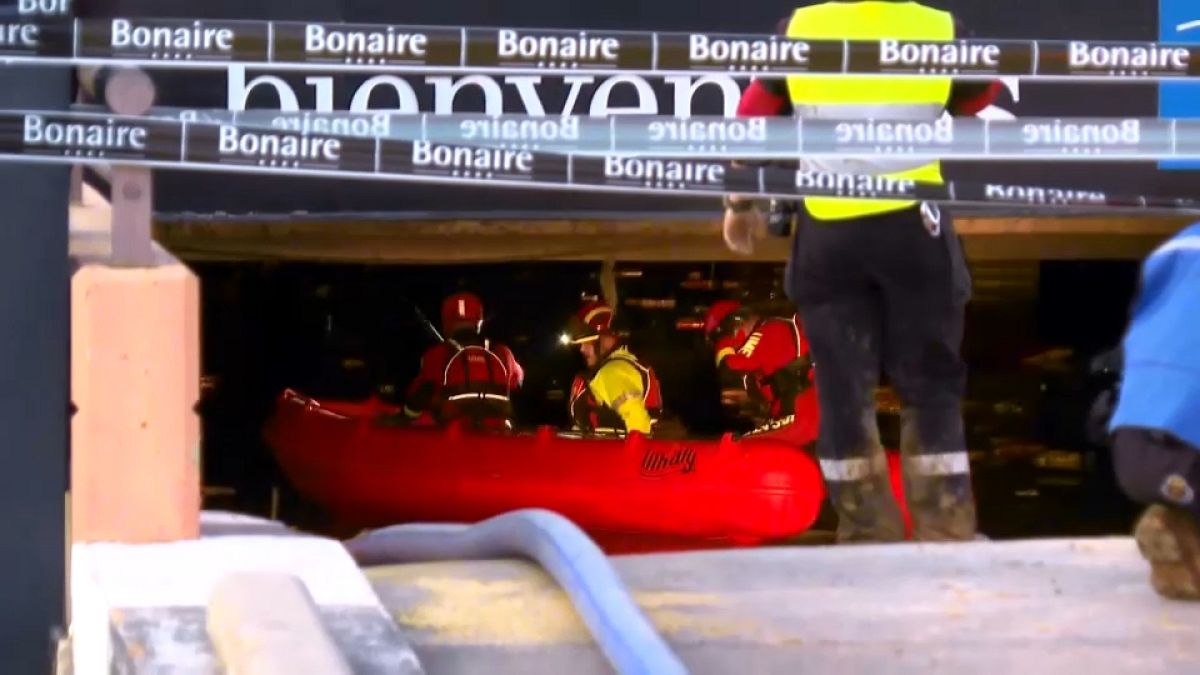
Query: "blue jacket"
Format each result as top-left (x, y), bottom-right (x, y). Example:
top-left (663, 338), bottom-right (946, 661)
top-left (1109, 220), bottom-right (1200, 449)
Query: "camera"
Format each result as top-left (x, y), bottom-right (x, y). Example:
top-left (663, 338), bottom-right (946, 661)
top-left (767, 199), bottom-right (800, 238)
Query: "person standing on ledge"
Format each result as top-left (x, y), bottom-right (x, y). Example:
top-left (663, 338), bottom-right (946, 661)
top-left (720, 1), bottom-right (1000, 543)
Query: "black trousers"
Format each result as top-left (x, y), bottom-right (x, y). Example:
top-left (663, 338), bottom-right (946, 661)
top-left (786, 202), bottom-right (977, 542)
top-left (1112, 427), bottom-right (1200, 520)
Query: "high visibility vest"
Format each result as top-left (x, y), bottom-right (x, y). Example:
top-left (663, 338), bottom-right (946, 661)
top-left (569, 348), bottom-right (663, 435)
top-left (785, 1), bottom-right (954, 221)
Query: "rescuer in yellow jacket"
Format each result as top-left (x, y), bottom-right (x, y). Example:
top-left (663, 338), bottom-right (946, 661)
top-left (721, 1), bottom-right (1002, 544)
top-left (562, 299), bottom-right (664, 437)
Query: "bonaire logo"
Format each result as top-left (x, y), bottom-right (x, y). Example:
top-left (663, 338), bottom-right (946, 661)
top-left (1160, 0), bottom-right (1200, 170)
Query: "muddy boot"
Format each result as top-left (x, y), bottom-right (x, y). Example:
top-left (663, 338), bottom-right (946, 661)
top-left (1133, 504), bottom-right (1200, 600)
top-left (905, 473), bottom-right (978, 542)
top-left (828, 460), bottom-right (907, 544)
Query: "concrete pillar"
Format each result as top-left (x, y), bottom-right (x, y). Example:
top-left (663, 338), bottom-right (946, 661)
top-left (69, 66), bottom-right (202, 543)
top-left (69, 255), bottom-right (202, 542)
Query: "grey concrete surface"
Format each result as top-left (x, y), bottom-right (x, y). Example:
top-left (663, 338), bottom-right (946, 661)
top-left (80, 513), bottom-right (424, 674)
top-left (110, 606), bottom-right (424, 674)
top-left (367, 537), bottom-right (1200, 674)
top-left (207, 573), bottom-right (354, 675)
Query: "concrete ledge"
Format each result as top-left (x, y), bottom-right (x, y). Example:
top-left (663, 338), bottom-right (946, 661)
top-left (367, 536), bottom-right (1200, 674)
top-left (208, 572), bottom-right (352, 675)
top-left (69, 512), bottom-right (423, 675)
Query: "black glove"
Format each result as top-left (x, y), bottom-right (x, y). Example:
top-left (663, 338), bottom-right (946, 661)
top-left (766, 200), bottom-right (799, 238)
top-left (1085, 387), bottom-right (1118, 447)
top-left (1089, 345), bottom-right (1123, 377)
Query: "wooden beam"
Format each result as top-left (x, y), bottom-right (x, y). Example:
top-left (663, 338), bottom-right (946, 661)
top-left (154, 214), bottom-right (1190, 264)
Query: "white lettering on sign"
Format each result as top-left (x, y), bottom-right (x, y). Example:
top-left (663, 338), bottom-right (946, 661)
top-left (216, 125), bottom-right (341, 163)
top-left (648, 117), bottom-right (766, 143)
top-left (1021, 119), bottom-right (1141, 145)
top-left (412, 140), bottom-right (535, 173)
top-left (0, 23), bottom-right (39, 47)
top-left (303, 25), bottom-right (428, 58)
top-left (835, 117), bottom-right (954, 145)
top-left (496, 29), bottom-right (620, 62)
top-left (111, 19), bottom-right (235, 52)
top-left (796, 170), bottom-right (915, 195)
top-left (688, 34), bottom-right (811, 65)
top-left (1067, 41), bottom-right (1190, 71)
top-left (604, 157), bottom-right (726, 184)
top-left (879, 40), bottom-right (1001, 68)
top-left (224, 67), bottom-right (743, 118)
top-left (459, 117), bottom-right (580, 142)
top-left (270, 112), bottom-right (389, 137)
top-left (23, 114), bottom-right (147, 153)
top-left (985, 183), bottom-right (1107, 204)
top-left (18, 0), bottom-right (69, 16)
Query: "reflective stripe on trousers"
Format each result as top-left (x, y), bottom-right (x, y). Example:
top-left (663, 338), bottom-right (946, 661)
top-left (819, 451), bottom-right (970, 482)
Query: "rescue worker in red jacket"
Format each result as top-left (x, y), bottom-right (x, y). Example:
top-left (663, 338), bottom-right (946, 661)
top-left (705, 299), bottom-right (819, 447)
top-left (404, 292), bottom-right (524, 430)
top-left (563, 300), bottom-right (664, 437)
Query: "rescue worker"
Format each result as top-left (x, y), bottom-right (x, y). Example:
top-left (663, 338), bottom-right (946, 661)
top-left (721, 1), bottom-right (1001, 543)
top-left (403, 291), bottom-right (524, 430)
top-left (704, 299), bottom-right (819, 447)
top-left (563, 299), bottom-right (664, 437)
top-left (1105, 221), bottom-right (1200, 601)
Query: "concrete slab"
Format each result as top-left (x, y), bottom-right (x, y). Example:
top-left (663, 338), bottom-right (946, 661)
top-left (70, 512), bottom-right (422, 675)
top-left (207, 573), bottom-right (354, 675)
top-left (366, 537), bottom-right (1200, 675)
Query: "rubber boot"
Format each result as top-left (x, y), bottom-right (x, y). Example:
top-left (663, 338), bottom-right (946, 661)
top-left (1133, 504), bottom-right (1200, 601)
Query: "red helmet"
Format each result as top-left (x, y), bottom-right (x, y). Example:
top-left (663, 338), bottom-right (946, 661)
top-left (564, 299), bottom-right (615, 345)
top-left (441, 292), bottom-right (484, 334)
top-left (704, 300), bottom-right (746, 340)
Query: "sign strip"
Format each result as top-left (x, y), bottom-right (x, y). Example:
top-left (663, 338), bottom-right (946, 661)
top-left (67, 106), bottom-right (1200, 161)
top-left (6, 109), bottom-right (1199, 214)
top-left (2, 13), bottom-right (1200, 81)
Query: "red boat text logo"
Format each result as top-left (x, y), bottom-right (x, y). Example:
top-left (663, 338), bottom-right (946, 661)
top-left (640, 447), bottom-right (697, 477)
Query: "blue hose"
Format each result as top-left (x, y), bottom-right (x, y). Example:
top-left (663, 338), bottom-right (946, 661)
top-left (343, 508), bottom-right (690, 675)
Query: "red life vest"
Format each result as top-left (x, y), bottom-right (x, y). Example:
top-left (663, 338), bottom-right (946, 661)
top-left (739, 315), bottom-right (819, 446)
top-left (437, 338), bottom-right (513, 428)
top-left (755, 315), bottom-right (813, 419)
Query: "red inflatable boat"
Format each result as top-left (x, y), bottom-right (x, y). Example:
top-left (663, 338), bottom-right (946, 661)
top-left (263, 388), bottom-right (911, 552)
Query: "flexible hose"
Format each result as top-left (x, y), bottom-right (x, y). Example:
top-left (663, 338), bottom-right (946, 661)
top-left (343, 508), bottom-right (690, 675)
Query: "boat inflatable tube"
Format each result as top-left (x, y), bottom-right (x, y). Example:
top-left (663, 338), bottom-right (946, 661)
top-left (345, 508), bottom-right (690, 675)
top-left (263, 389), bottom-right (830, 548)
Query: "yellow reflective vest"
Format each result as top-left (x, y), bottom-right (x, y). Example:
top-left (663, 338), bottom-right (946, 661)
top-left (785, 1), bottom-right (954, 220)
